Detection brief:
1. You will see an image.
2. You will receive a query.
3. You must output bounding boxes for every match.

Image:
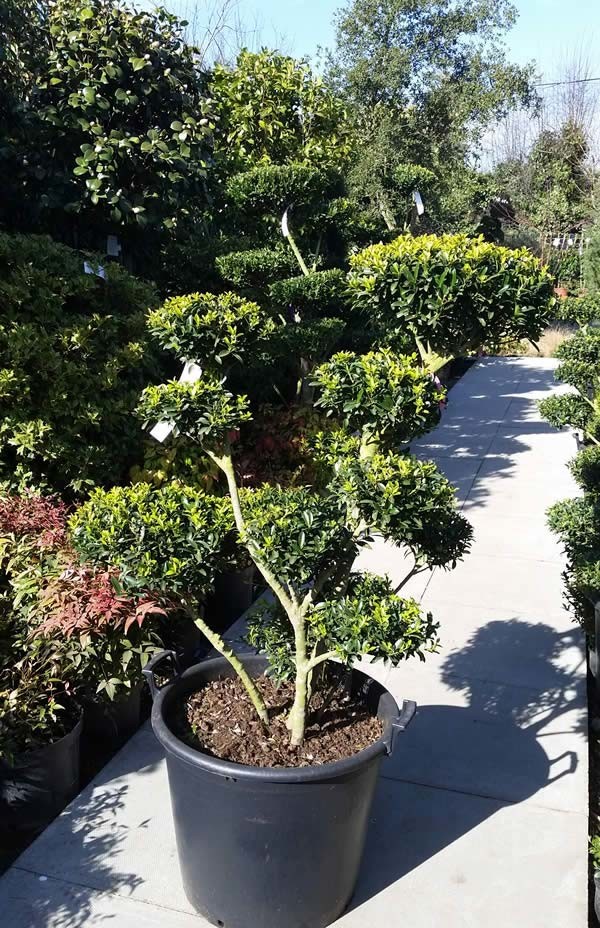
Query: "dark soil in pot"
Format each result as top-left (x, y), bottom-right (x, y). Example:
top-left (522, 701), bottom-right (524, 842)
top-left (145, 652), bottom-right (415, 928)
top-left (179, 673), bottom-right (383, 767)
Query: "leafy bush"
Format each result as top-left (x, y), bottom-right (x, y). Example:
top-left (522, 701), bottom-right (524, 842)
top-left (348, 233), bottom-right (554, 357)
top-left (29, 0), bottom-right (214, 236)
top-left (584, 217), bottom-right (600, 293)
top-left (0, 232), bottom-right (157, 496)
top-left (0, 491), bottom-right (165, 750)
top-left (216, 247), bottom-right (299, 291)
top-left (226, 164), bottom-right (344, 214)
top-left (269, 269), bottom-right (348, 319)
top-left (548, 444), bottom-right (600, 633)
top-left (0, 637), bottom-right (77, 757)
top-left (312, 349), bottom-right (444, 452)
top-left (138, 379), bottom-right (252, 445)
top-left (33, 565), bottom-right (163, 702)
top-left (539, 331), bottom-right (600, 443)
top-left (569, 445), bottom-right (600, 493)
top-left (70, 482), bottom-right (234, 600)
top-left (548, 250), bottom-right (582, 288)
top-left (211, 49), bottom-right (351, 172)
top-left (555, 293), bottom-right (600, 329)
top-left (147, 291), bottom-right (275, 365)
top-left (547, 491), bottom-right (600, 633)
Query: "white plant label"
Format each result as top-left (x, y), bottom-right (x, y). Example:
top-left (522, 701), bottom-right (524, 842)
top-left (150, 359), bottom-right (202, 443)
top-left (83, 261), bottom-right (106, 279)
top-left (413, 190), bottom-right (425, 216)
top-left (281, 208), bottom-right (290, 238)
top-left (106, 234), bottom-right (122, 257)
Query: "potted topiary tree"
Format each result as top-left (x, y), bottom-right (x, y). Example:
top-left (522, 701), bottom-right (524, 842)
top-left (72, 291), bottom-right (472, 928)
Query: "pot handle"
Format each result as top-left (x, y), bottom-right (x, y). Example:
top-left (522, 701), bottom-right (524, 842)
top-left (385, 699), bottom-right (417, 756)
top-left (142, 649), bottom-right (181, 701)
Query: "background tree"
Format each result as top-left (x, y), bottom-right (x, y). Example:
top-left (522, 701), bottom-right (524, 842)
top-left (327, 0), bottom-right (536, 232)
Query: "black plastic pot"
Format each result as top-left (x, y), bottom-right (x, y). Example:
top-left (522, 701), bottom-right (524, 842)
top-left (595, 869), bottom-right (600, 924)
top-left (0, 714), bottom-right (82, 831)
top-left (83, 684), bottom-right (142, 743)
top-left (144, 651), bottom-right (416, 928)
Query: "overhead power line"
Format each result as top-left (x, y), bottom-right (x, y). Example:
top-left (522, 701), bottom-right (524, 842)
top-left (535, 77), bottom-right (600, 88)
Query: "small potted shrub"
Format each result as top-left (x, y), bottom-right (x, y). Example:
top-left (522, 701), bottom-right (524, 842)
top-left (74, 291), bottom-right (472, 928)
top-left (0, 495), bottom-right (81, 830)
top-left (0, 632), bottom-right (82, 831)
top-left (547, 445), bottom-right (600, 687)
top-left (539, 330), bottom-right (600, 447)
top-left (32, 564), bottom-right (166, 742)
top-left (0, 491), bottom-right (164, 744)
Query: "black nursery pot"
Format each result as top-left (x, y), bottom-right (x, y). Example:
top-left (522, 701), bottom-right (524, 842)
top-left (0, 714), bottom-right (82, 832)
top-left (83, 684), bottom-right (142, 743)
top-left (144, 652), bottom-right (416, 928)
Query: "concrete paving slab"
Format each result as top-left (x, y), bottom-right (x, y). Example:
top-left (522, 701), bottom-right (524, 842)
top-left (417, 600), bottom-right (585, 690)
top-left (463, 510), bottom-right (566, 562)
top-left (355, 539), bottom-right (431, 599)
top-left (380, 664), bottom-right (586, 812)
top-left (0, 869), bottom-right (203, 928)
top-left (423, 553), bottom-right (567, 617)
top-left (13, 725), bottom-right (194, 915)
top-left (338, 779), bottom-right (586, 928)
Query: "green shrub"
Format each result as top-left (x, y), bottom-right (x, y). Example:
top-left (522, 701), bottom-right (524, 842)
top-left (0, 232), bottom-right (157, 497)
top-left (312, 349), bottom-right (444, 451)
top-left (211, 49), bottom-right (352, 172)
top-left (70, 482), bottom-right (234, 599)
top-left (147, 291), bottom-right (275, 364)
top-left (268, 270), bottom-right (348, 319)
top-left (539, 331), bottom-right (600, 442)
top-left (548, 250), bottom-right (581, 287)
top-left (569, 446), bottom-right (600, 493)
top-left (216, 247), bottom-right (298, 290)
top-left (226, 164), bottom-right (344, 214)
top-left (555, 293), bottom-right (600, 329)
top-left (584, 217), bottom-right (600, 292)
top-left (272, 318), bottom-right (347, 367)
top-left (393, 163), bottom-right (437, 198)
top-left (138, 379), bottom-right (252, 445)
top-left (29, 0), bottom-right (214, 235)
top-left (348, 233), bottom-right (554, 357)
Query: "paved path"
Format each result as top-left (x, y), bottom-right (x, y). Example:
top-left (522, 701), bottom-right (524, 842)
top-left (0, 357), bottom-right (588, 927)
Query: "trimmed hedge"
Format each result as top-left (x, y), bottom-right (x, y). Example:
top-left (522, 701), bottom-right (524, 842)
top-left (226, 164), bottom-right (344, 213)
top-left (216, 247), bottom-right (298, 290)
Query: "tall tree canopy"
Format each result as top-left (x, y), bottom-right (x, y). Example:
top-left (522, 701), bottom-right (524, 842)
top-left (327, 0), bottom-right (536, 230)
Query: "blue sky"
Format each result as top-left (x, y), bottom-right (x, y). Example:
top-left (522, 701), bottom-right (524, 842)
top-left (188, 0), bottom-right (600, 80)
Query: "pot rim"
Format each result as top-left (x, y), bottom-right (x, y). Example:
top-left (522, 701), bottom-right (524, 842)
top-left (150, 654), bottom-right (401, 783)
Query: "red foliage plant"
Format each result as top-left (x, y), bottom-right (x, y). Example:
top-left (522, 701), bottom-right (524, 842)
top-left (0, 492), bottom-right (69, 549)
top-left (35, 566), bottom-right (168, 638)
